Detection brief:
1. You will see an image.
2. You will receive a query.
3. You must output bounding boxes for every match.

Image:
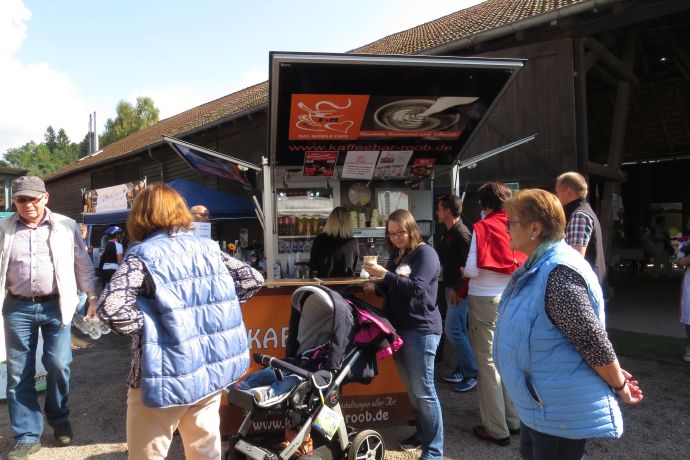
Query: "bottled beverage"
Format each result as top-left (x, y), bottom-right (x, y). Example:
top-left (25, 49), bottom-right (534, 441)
top-left (73, 315), bottom-right (110, 340)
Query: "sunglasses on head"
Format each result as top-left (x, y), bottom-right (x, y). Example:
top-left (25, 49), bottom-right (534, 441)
top-left (14, 194), bottom-right (44, 204)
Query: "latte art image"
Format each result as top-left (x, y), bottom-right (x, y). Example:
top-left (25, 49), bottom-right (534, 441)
top-left (374, 99), bottom-right (460, 131)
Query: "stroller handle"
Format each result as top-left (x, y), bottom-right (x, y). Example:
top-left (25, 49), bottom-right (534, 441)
top-left (253, 353), bottom-right (312, 380)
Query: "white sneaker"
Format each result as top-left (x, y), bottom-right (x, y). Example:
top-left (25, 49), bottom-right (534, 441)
top-left (683, 347), bottom-right (690, 363)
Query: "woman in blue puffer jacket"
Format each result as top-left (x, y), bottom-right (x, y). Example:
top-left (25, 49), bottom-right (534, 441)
top-left (495, 189), bottom-right (643, 460)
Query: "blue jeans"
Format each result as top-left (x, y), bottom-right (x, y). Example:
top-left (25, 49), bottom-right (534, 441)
top-left (236, 367), bottom-right (303, 399)
top-left (520, 422), bottom-right (587, 460)
top-left (75, 291), bottom-right (88, 317)
top-left (394, 330), bottom-right (443, 460)
top-left (3, 296), bottom-right (73, 444)
top-left (443, 289), bottom-right (477, 379)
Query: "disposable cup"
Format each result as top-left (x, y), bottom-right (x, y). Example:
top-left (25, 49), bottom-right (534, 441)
top-left (363, 255), bottom-right (378, 265)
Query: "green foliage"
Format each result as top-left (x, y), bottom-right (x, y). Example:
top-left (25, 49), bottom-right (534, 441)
top-left (78, 133), bottom-right (91, 158)
top-left (3, 126), bottom-right (80, 176)
top-left (1, 96), bottom-right (159, 176)
top-left (100, 96), bottom-right (160, 148)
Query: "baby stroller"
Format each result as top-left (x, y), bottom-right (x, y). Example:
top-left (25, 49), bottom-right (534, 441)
top-left (225, 284), bottom-right (402, 460)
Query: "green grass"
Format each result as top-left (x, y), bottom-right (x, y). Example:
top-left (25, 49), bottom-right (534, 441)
top-left (607, 328), bottom-right (687, 364)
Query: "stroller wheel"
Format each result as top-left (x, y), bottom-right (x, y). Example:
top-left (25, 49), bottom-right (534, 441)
top-left (347, 429), bottom-right (385, 460)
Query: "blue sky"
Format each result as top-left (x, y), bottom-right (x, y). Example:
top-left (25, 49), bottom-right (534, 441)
top-left (0, 0), bottom-right (484, 153)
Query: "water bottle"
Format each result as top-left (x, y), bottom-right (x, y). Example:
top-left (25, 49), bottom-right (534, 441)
top-left (86, 316), bottom-right (102, 339)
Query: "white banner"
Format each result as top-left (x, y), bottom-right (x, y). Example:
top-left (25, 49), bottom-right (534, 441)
top-left (83, 180), bottom-right (146, 214)
top-left (93, 184), bottom-right (129, 212)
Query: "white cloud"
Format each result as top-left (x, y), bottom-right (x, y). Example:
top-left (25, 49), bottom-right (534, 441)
top-left (0, 0), bottom-right (30, 56)
top-left (0, 0), bottom-right (92, 154)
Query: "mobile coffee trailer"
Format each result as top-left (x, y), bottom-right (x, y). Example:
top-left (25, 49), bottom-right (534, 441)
top-left (165, 52), bottom-right (532, 433)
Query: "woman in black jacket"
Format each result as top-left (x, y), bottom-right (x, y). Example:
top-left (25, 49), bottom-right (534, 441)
top-left (309, 207), bottom-right (359, 278)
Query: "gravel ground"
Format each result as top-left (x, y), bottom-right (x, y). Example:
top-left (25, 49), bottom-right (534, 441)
top-left (1, 331), bottom-right (688, 459)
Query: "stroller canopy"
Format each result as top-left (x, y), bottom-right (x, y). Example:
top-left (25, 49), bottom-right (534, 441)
top-left (287, 285), bottom-right (355, 372)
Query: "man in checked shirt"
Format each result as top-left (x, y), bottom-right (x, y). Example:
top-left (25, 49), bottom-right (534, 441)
top-left (555, 172), bottom-right (607, 285)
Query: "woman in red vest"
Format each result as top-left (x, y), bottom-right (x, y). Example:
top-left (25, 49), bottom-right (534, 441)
top-left (464, 182), bottom-right (527, 447)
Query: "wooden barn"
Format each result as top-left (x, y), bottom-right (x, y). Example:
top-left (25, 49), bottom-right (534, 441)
top-left (42, 0), bottom-right (690, 270)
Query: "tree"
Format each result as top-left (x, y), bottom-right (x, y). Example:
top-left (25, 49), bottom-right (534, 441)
top-left (3, 126), bottom-right (80, 176)
top-left (100, 97), bottom-right (160, 148)
top-left (44, 125), bottom-right (57, 152)
top-left (78, 133), bottom-right (91, 158)
top-left (56, 128), bottom-right (70, 151)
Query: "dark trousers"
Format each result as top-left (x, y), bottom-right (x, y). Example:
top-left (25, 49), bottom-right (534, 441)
top-left (520, 422), bottom-right (587, 460)
top-left (100, 269), bottom-right (116, 287)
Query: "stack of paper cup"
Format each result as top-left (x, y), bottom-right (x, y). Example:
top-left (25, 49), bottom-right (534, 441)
top-left (350, 211), bottom-right (359, 229)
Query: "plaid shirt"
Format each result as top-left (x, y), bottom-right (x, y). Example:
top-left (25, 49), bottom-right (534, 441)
top-left (565, 211), bottom-right (594, 247)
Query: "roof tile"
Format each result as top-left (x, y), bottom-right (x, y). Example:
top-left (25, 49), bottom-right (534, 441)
top-left (45, 0), bottom-right (584, 181)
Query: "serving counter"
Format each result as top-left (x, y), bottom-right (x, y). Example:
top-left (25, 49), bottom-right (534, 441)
top-left (220, 278), bottom-right (413, 435)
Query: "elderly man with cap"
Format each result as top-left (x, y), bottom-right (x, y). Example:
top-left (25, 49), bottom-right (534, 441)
top-left (0, 176), bottom-right (97, 459)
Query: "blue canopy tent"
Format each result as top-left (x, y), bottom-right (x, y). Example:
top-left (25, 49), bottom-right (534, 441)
top-left (83, 178), bottom-right (257, 225)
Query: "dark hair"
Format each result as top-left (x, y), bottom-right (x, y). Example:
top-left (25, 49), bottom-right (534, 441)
top-left (437, 194), bottom-right (462, 218)
top-left (478, 182), bottom-right (512, 211)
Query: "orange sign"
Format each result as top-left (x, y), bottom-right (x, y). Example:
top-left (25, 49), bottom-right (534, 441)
top-left (220, 287), bottom-right (412, 435)
top-left (288, 94), bottom-right (369, 141)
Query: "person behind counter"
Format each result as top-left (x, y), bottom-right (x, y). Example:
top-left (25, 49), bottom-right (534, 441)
top-left (497, 189), bottom-right (643, 459)
top-left (96, 184), bottom-right (263, 459)
top-left (309, 206), bottom-right (359, 278)
top-left (363, 209), bottom-right (443, 460)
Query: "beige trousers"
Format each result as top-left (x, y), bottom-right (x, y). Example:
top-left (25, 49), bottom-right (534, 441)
top-left (468, 294), bottom-right (520, 439)
top-left (126, 388), bottom-right (222, 460)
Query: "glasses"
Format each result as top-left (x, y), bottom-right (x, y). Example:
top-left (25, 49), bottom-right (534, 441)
top-left (505, 219), bottom-right (521, 232)
top-left (386, 231), bottom-right (407, 239)
top-left (15, 195), bottom-right (44, 205)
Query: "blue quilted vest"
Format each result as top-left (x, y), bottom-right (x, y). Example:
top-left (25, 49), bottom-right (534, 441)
top-left (494, 240), bottom-right (623, 439)
top-left (128, 230), bottom-right (249, 407)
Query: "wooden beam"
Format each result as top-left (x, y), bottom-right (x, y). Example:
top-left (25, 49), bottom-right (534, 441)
top-left (583, 51), bottom-right (598, 74)
top-left (582, 37), bottom-right (639, 86)
top-left (574, 38), bottom-right (589, 173)
top-left (587, 161), bottom-right (624, 180)
top-left (650, 83), bottom-right (675, 153)
top-left (658, 24), bottom-right (690, 84)
top-left (674, 83), bottom-right (690, 144)
top-left (599, 35), bottom-right (636, 277)
top-left (629, 94), bottom-right (652, 148)
top-left (591, 64), bottom-right (619, 87)
top-left (574, 0), bottom-right (690, 37)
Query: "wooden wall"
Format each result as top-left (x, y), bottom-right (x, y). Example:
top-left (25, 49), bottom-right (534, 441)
top-left (45, 110), bottom-right (268, 257)
top-left (456, 38), bottom-right (578, 190)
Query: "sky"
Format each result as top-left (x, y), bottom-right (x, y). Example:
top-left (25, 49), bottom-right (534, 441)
top-left (0, 0), bottom-right (485, 154)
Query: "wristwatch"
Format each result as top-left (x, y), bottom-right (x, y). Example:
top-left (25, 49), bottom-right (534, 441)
top-left (88, 295), bottom-right (98, 302)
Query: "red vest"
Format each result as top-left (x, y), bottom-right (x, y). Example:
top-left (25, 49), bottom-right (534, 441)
top-left (473, 209), bottom-right (527, 275)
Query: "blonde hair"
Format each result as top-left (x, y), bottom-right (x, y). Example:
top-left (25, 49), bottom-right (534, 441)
top-left (386, 209), bottom-right (422, 251)
top-left (557, 172), bottom-right (588, 198)
top-left (504, 189), bottom-right (565, 241)
top-left (323, 207), bottom-right (352, 239)
top-left (127, 184), bottom-right (193, 242)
